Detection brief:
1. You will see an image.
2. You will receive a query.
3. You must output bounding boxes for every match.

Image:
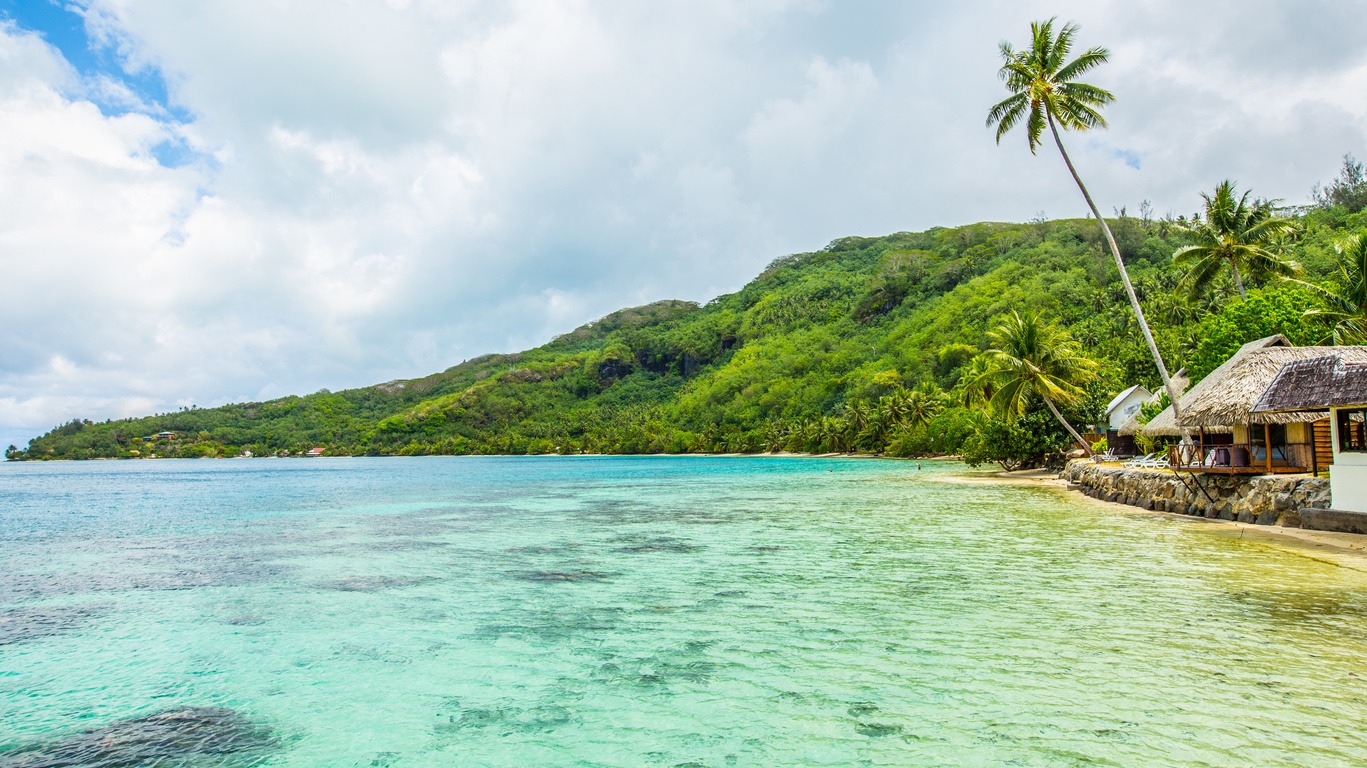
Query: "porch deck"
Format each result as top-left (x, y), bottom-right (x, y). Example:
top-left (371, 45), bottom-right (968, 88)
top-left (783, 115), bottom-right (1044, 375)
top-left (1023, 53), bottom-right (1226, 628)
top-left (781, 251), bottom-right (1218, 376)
top-left (1169, 464), bottom-right (1309, 475)
top-left (1166, 442), bottom-right (1318, 476)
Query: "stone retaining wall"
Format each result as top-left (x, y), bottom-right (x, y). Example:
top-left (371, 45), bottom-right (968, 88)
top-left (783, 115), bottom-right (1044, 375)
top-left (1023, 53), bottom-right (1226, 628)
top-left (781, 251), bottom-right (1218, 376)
top-left (1060, 460), bottom-right (1329, 527)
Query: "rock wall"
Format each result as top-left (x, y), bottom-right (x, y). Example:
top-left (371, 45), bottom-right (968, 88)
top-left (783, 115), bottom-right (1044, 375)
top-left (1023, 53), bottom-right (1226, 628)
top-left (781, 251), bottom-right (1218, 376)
top-left (1060, 460), bottom-right (1330, 527)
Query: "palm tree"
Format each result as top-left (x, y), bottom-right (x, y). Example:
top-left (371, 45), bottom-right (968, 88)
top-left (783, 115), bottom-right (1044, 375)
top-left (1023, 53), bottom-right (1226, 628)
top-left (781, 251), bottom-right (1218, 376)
top-left (842, 400), bottom-right (872, 451)
top-left (986, 18), bottom-right (1187, 432)
top-left (1293, 231), bottom-right (1367, 343)
top-left (903, 383), bottom-right (945, 430)
top-left (1173, 180), bottom-right (1300, 300)
top-left (968, 310), bottom-right (1098, 456)
top-left (954, 355), bottom-right (998, 409)
top-left (879, 389), bottom-right (912, 428)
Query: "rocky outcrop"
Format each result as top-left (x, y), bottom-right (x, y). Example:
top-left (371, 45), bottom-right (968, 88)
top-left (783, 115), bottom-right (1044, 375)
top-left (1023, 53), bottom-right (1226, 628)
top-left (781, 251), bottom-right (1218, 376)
top-left (1061, 460), bottom-right (1329, 527)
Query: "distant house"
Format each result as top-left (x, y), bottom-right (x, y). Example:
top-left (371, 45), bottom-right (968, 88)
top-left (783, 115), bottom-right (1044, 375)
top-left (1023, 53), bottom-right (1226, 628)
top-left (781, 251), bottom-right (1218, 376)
top-left (1103, 385), bottom-right (1152, 455)
top-left (306, 447), bottom-right (326, 457)
top-left (1099, 382), bottom-right (1153, 453)
top-left (1253, 354), bottom-right (1367, 513)
top-left (1105, 385), bottom-right (1152, 431)
top-left (156, 431), bottom-right (176, 440)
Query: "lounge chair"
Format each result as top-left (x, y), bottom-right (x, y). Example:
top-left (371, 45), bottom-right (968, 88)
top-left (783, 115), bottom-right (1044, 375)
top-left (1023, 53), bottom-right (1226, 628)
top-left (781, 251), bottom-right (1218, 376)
top-left (1142, 454), bottom-right (1170, 469)
top-left (1123, 453), bottom-right (1154, 469)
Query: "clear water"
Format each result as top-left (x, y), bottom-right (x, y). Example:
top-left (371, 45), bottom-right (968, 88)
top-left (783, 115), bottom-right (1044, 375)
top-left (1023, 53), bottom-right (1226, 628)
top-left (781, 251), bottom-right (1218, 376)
top-left (2, 456), bottom-right (1367, 767)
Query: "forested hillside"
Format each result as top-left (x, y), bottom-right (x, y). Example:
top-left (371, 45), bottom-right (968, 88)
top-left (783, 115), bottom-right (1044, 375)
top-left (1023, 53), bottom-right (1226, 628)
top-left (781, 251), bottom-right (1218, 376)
top-left (11, 184), bottom-right (1367, 465)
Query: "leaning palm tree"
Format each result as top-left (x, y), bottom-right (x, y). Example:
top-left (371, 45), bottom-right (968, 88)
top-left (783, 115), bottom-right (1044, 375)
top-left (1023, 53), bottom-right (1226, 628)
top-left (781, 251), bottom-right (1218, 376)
top-left (968, 310), bottom-right (1098, 456)
top-left (1173, 180), bottom-right (1300, 300)
top-left (986, 18), bottom-right (1186, 432)
top-left (1292, 230), bottom-right (1367, 343)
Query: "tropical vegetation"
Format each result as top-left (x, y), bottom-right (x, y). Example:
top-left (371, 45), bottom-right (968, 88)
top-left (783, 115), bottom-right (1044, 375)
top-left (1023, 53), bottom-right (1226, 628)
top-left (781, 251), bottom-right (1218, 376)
top-left (966, 310), bottom-right (1097, 456)
top-left (1295, 232), bottom-right (1367, 344)
top-left (1173, 180), bottom-right (1299, 300)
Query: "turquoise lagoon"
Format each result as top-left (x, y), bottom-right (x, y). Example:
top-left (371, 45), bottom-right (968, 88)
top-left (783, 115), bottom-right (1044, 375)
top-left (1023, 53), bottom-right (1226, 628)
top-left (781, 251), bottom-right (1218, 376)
top-left (2, 456), bottom-right (1367, 766)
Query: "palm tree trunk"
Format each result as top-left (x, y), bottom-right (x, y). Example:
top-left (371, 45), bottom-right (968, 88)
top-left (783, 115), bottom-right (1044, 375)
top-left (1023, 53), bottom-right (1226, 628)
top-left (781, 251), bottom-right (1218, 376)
top-left (1229, 260), bottom-right (1247, 299)
top-left (1046, 113), bottom-right (1188, 439)
top-left (1041, 394), bottom-right (1092, 457)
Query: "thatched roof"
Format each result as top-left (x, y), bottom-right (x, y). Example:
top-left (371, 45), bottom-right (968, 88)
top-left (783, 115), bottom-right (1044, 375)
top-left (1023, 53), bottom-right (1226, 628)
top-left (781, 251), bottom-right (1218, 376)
top-left (1114, 411), bottom-right (1149, 436)
top-left (1253, 354), bottom-right (1367, 414)
top-left (1141, 336), bottom-right (1367, 436)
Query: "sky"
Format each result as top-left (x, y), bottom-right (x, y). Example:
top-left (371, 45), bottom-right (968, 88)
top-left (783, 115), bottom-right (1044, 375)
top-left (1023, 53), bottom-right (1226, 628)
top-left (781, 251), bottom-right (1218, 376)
top-left (1, 0), bottom-right (1366, 450)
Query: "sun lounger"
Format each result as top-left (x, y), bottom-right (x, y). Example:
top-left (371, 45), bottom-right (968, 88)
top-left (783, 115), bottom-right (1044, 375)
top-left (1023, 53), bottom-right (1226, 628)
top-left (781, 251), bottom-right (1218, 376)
top-left (1123, 453), bottom-right (1154, 469)
top-left (1142, 454), bottom-right (1170, 469)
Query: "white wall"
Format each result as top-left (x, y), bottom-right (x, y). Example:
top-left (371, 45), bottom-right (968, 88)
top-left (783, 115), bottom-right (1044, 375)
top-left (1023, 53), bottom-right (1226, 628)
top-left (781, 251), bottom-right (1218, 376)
top-left (1108, 391), bottom-right (1150, 431)
top-left (1330, 408), bottom-right (1367, 513)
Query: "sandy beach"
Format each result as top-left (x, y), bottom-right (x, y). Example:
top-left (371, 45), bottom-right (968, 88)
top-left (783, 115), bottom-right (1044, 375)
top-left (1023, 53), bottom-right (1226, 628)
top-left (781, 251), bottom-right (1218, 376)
top-left (938, 466), bottom-right (1367, 573)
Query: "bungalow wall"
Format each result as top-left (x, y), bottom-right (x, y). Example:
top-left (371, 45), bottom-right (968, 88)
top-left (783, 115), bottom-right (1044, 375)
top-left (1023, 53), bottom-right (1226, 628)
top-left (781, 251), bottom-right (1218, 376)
top-left (1330, 407), bottom-right (1367, 514)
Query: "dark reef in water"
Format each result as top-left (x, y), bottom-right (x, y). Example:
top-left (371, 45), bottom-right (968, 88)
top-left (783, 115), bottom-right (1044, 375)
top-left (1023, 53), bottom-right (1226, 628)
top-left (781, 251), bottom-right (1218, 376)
top-left (514, 570), bottom-right (612, 583)
top-left (612, 535), bottom-right (702, 554)
top-left (0, 557), bottom-right (292, 602)
top-left (317, 575), bottom-right (434, 592)
top-left (0, 706), bottom-right (275, 767)
top-left (0, 603), bottom-right (109, 646)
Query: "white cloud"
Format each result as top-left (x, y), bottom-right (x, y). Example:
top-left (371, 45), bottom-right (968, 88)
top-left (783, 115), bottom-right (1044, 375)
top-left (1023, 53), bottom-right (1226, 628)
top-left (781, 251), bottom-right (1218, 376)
top-left (2, 1), bottom-right (1367, 450)
top-left (745, 57), bottom-right (880, 167)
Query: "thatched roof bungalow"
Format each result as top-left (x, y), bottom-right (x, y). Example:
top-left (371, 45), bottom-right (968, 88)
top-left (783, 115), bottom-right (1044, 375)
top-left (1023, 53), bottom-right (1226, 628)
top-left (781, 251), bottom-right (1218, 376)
top-left (1253, 354), bottom-right (1367, 513)
top-left (1136, 335), bottom-right (1367, 437)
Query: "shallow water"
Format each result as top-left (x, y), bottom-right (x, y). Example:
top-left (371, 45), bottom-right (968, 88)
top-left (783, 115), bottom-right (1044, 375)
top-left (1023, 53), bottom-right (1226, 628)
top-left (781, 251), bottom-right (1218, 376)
top-left (2, 456), bottom-right (1366, 766)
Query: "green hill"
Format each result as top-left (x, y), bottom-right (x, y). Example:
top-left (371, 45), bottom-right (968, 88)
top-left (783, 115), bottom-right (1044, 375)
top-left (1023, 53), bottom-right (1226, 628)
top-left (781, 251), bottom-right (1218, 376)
top-left (10, 205), bottom-right (1365, 463)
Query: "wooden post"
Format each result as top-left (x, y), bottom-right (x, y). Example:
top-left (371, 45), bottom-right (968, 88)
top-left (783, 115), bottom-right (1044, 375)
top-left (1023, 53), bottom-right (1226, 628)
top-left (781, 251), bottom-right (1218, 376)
top-left (1310, 428), bottom-right (1319, 477)
top-left (1264, 423), bottom-right (1273, 472)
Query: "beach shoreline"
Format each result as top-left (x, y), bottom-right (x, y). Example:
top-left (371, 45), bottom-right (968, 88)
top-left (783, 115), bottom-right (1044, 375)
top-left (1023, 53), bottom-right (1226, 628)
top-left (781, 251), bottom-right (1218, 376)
top-left (940, 466), bottom-right (1367, 573)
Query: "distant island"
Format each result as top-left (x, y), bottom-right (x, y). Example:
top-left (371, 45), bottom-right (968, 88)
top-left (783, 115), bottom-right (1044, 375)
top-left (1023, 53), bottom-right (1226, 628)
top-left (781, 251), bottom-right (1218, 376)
top-left (9, 177), bottom-right (1367, 465)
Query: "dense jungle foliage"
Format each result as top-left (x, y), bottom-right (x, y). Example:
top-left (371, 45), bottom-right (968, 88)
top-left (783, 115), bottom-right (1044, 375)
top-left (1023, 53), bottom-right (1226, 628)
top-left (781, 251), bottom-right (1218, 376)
top-left (10, 181), bottom-right (1367, 467)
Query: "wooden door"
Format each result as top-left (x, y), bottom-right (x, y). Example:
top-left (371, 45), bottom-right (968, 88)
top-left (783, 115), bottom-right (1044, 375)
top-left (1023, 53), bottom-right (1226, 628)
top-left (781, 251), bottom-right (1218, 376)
top-left (1313, 418), bottom-right (1333, 472)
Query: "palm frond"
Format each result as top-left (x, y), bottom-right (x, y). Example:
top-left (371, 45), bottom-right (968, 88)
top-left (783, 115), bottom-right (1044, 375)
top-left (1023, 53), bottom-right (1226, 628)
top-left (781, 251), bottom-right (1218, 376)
top-left (1025, 103), bottom-right (1046, 153)
top-left (1055, 46), bottom-right (1110, 82)
top-left (987, 93), bottom-right (1028, 141)
top-left (1290, 278), bottom-right (1356, 314)
top-left (1053, 99), bottom-right (1108, 131)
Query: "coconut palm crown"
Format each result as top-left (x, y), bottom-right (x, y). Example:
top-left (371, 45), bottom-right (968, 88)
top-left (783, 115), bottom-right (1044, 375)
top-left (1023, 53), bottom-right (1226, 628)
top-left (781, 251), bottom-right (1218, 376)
top-left (1173, 180), bottom-right (1300, 300)
top-left (986, 18), bottom-right (1188, 438)
top-left (966, 310), bottom-right (1098, 455)
top-left (986, 19), bottom-right (1113, 154)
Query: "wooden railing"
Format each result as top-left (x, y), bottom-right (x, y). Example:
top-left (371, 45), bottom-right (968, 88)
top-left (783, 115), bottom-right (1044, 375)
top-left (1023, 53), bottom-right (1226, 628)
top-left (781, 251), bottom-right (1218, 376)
top-left (1168, 442), bottom-right (1315, 474)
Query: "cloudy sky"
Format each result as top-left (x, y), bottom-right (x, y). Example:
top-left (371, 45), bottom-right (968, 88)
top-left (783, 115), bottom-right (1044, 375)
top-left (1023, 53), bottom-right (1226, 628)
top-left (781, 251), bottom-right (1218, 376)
top-left (2, 0), bottom-right (1365, 449)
